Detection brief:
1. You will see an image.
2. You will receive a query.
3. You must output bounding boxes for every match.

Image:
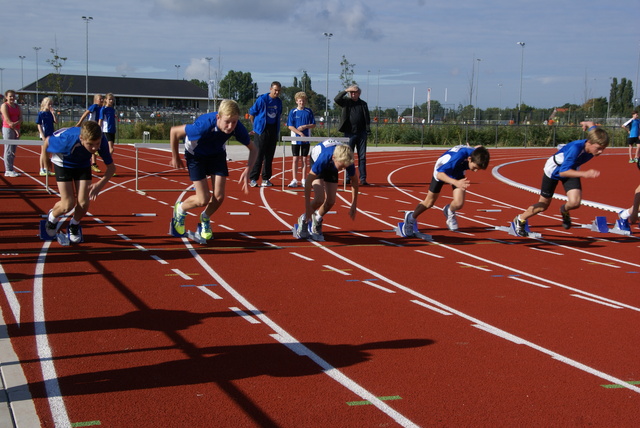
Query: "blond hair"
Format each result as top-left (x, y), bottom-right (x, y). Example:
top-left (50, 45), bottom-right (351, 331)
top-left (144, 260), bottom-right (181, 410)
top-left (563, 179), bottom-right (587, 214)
top-left (333, 144), bottom-right (354, 167)
top-left (588, 127), bottom-right (610, 148)
top-left (294, 91), bottom-right (308, 101)
top-left (40, 97), bottom-right (53, 111)
top-left (80, 121), bottom-right (103, 141)
top-left (218, 99), bottom-right (241, 117)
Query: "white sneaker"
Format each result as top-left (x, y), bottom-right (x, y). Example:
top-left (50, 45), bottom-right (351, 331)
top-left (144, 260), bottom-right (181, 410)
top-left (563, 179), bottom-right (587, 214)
top-left (4, 170), bottom-right (20, 178)
top-left (443, 204), bottom-right (458, 231)
top-left (288, 180), bottom-right (298, 188)
top-left (402, 211), bottom-right (415, 237)
top-left (301, 179), bottom-right (306, 187)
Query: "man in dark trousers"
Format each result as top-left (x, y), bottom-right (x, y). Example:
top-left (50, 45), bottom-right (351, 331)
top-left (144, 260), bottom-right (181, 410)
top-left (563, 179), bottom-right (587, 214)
top-left (335, 85), bottom-right (371, 185)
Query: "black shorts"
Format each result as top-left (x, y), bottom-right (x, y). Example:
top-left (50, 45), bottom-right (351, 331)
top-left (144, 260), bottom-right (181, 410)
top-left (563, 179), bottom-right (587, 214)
top-left (104, 132), bottom-right (116, 142)
top-left (54, 164), bottom-right (93, 182)
top-left (309, 158), bottom-right (340, 183)
top-left (627, 136), bottom-right (639, 146)
top-left (540, 174), bottom-right (581, 199)
top-left (291, 144), bottom-right (310, 157)
top-left (428, 176), bottom-right (459, 193)
top-left (185, 151), bottom-right (228, 182)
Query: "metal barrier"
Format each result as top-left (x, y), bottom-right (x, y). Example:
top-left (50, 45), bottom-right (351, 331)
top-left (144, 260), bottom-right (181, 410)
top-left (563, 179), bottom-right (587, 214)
top-left (1, 139), bottom-right (51, 192)
top-left (133, 142), bottom-right (185, 194)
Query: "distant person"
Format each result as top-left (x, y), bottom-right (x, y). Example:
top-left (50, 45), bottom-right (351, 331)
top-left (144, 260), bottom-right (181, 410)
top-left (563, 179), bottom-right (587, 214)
top-left (286, 91), bottom-right (316, 187)
top-left (41, 121), bottom-right (116, 243)
top-left (334, 84), bottom-right (371, 185)
top-left (169, 100), bottom-right (257, 241)
top-left (2, 90), bottom-right (22, 177)
top-left (76, 93), bottom-right (104, 172)
top-left (622, 111), bottom-right (640, 163)
top-left (514, 121), bottom-right (609, 236)
top-left (400, 145), bottom-right (490, 237)
top-left (249, 81), bottom-right (282, 187)
top-left (99, 93), bottom-right (117, 154)
top-left (36, 97), bottom-right (57, 176)
top-left (294, 139), bottom-right (359, 241)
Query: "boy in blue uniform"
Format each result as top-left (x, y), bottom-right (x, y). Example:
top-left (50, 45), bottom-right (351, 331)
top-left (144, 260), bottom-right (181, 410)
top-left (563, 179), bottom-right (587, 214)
top-left (286, 91), bottom-right (315, 187)
top-left (41, 121), bottom-right (116, 243)
top-left (99, 93), bottom-right (117, 153)
top-left (294, 140), bottom-right (358, 239)
top-left (170, 100), bottom-right (256, 241)
top-left (622, 111), bottom-right (640, 163)
top-left (75, 93), bottom-right (104, 172)
top-left (401, 144), bottom-right (490, 237)
top-left (514, 121), bottom-right (609, 236)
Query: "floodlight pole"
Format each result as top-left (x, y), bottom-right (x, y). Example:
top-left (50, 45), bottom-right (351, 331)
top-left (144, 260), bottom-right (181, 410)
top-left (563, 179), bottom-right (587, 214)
top-left (517, 41), bottom-right (525, 124)
top-left (323, 32), bottom-right (333, 135)
top-left (33, 47), bottom-right (41, 104)
top-left (82, 16), bottom-right (93, 108)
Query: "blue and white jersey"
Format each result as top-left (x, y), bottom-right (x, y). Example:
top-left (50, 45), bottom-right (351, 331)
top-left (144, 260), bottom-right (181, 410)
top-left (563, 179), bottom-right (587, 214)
top-left (86, 103), bottom-right (101, 122)
top-left (47, 127), bottom-right (113, 169)
top-left (184, 112), bottom-right (251, 156)
top-left (543, 139), bottom-right (593, 180)
top-left (36, 111), bottom-right (56, 138)
top-left (249, 93), bottom-right (282, 135)
top-left (310, 139), bottom-right (356, 177)
top-left (433, 145), bottom-right (474, 180)
top-left (623, 118), bottom-right (640, 138)
top-left (287, 107), bottom-right (315, 144)
top-left (99, 106), bottom-right (117, 134)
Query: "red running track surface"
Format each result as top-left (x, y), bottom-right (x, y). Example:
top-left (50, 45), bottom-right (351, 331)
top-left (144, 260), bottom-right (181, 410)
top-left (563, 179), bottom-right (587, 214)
top-left (1, 143), bottom-right (639, 427)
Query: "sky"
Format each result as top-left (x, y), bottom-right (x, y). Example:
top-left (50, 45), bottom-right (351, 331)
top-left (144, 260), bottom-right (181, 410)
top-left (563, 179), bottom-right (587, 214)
top-left (1, 0), bottom-right (639, 112)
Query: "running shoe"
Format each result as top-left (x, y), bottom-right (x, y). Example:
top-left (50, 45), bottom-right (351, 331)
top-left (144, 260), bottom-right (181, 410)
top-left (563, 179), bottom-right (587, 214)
top-left (513, 216), bottom-right (527, 237)
top-left (250, 180), bottom-right (258, 188)
top-left (262, 180), bottom-right (274, 187)
top-left (288, 180), bottom-right (298, 188)
top-left (560, 206), bottom-right (571, 229)
top-left (4, 170), bottom-right (20, 177)
top-left (402, 211), bottom-right (415, 237)
top-left (199, 213), bottom-right (213, 240)
top-left (310, 215), bottom-right (323, 236)
top-left (39, 169), bottom-right (47, 176)
top-left (296, 214), bottom-right (310, 238)
top-left (172, 202), bottom-right (186, 236)
top-left (443, 204), bottom-right (458, 231)
top-left (68, 223), bottom-right (83, 243)
top-left (44, 220), bottom-right (58, 238)
top-left (91, 164), bottom-right (101, 173)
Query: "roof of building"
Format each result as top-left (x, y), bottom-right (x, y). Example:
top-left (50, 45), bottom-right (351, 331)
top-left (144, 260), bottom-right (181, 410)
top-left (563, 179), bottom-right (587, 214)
top-left (20, 74), bottom-right (208, 100)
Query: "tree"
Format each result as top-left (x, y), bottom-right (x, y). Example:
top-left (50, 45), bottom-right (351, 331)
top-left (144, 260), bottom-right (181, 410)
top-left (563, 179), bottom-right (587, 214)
top-left (339, 55), bottom-right (357, 89)
top-left (189, 79), bottom-right (207, 91)
top-left (45, 47), bottom-right (71, 104)
top-left (218, 70), bottom-right (257, 106)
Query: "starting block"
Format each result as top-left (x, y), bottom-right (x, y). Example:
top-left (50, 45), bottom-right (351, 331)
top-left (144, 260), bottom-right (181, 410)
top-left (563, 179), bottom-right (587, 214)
top-left (494, 220), bottom-right (542, 239)
top-left (395, 221), bottom-right (433, 241)
top-left (583, 216), bottom-right (632, 236)
top-left (186, 229), bottom-right (208, 244)
top-left (39, 220), bottom-right (70, 246)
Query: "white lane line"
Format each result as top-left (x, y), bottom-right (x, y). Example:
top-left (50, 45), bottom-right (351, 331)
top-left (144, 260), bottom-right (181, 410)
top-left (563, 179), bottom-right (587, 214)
top-left (323, 265), bottom-right (351, 276)
top-left (362, 281), bottom-right (395, 293)
top-left (581, 259), bottom-right (620, 268)
top-left (411, 300), bottom-right (453, 316)
top-left (0, 263), bottom-right (20, 325)
top-left (171, 269), bottom-right (193, 280)
top-left (530, 247), bottom-right (563, 256)
top-left (457, 262), bottom-right (492, 272)
top-left (151, 255), bottom-right (168, 264)
top-left (290, 252), bottom-right (313, 261)
top-left (508, 276), bottom-right (551, 289)
top-left (198, 286), bottom-right (222, 300)
top-left (415, 250), bottom-right (444, 258)
top-left (570, 294), bottom-right (623, 309)
top-left (230, 307), bottom-right (261, 324)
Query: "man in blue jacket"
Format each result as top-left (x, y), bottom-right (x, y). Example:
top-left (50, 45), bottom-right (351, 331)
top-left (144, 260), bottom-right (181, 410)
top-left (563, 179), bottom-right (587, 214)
top-left (249, 81), bottom-right (282, 187)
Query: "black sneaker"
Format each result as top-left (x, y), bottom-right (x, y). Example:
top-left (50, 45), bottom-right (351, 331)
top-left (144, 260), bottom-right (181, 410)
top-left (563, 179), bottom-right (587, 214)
top-left (513, 216), bottom-right (527, 237)
top-left (45, 220), bottom-right (58, 238)
top-left (69, 223), bottom-right (83, 243)
top-left (560, 207), bottom-right (571, 229)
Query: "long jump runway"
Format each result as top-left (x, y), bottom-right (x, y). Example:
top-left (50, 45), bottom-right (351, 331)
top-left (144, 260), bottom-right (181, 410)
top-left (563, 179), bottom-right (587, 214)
top-left (1, 143), bottom-right (639, 427)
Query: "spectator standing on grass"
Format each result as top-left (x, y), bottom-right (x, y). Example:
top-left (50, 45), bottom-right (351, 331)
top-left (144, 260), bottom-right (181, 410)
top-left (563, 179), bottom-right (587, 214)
top-left (249, 81), bottom-right (282, 188)
top-left (286, 91), bottom-right (316, 188)
top-left (169, 100), bottom-right (257, 241)
top-left (76, 93), bottom-right (104, 172)
top-left (2, 90), bottom-right (22, 177)
top-left (334, 85), bottom-right (371, 185)
top-left (36, 97), bottom-right (57, 176)
top-left (41, 121), bottom-right (116, 243)
top-left (621, 111), bottom-right (640, 163)
top-left (513, 121), bottom-right (609, 237)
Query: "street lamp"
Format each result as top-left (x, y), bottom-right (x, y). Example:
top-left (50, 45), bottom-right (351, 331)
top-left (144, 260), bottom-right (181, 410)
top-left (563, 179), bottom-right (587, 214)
top-left (82, 16), bottom-right (93, 108)
top-left (0, 68), bottom-right (4, 95)
top-left (498, 83), bottom-right (503, 120)
top-left (205, 57), bottom-right (212, 111)
top-left (323, 32), bottom-right (333, 134)
top-left (175, 64), bottom-right (181, 80)
top-left (517, 41), bottom-right (525, 123)
top-left (33, 47), bottom-right (41, 104)
top-left (18, 55), bottom-right (26, 90)
top-left (474, 58), bottom-right (481, 122)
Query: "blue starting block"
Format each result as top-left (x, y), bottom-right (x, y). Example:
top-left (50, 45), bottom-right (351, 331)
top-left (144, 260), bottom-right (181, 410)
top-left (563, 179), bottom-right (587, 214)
top-left (395, 220), bottom-right (433, 241)
top-left (494, 219), bottom-right (542, 239)
top-left (582, 216), bottom-right (632, 236)
top-left (39, 220), bottom-right (70, 245)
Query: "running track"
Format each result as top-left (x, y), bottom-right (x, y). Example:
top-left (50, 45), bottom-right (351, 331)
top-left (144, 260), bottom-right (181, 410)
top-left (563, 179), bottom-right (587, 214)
top-left (1, 143), bottom-right (639, 427)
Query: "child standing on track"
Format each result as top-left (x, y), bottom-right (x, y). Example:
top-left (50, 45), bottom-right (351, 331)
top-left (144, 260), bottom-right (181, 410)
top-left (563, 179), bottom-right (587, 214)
top-left (41, 121), bottom-right (116, 243)
top-left (294, 139), bottom-right (358, 240)
top-left (514, 121), bottom-right (609, 237)
top-left (170, 99), bottom-right (256, 241)
top-left (76, 93), bottom-right (104, 172)
top-left (99, 93), bottom-right (117, 154)
top-left (286, 91), bottom-right (315, 188)
top-left (36, 97), bottom-right (57, 176)
top-left (401, 144), bottom-right (490, 237)
top-left (622, 111), bottom-right (640, 163)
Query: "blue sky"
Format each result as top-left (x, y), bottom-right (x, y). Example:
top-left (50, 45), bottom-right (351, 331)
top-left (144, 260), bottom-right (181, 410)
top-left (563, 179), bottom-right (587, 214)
top-left (2, 0), bottom-right (638, 111)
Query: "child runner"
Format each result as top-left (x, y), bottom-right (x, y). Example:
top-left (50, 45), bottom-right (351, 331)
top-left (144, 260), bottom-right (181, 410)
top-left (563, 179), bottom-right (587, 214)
top-left (76, 93), bottom-right (104, 172)
top-left (286, 91), bottom-right (315, 187)
top-left (617, 159), bottom-right (640, 228)
top-left (514, 121), bottom-right (609, 236)
top-left (2, 90), bottom-right (22, 177)
top-left (41, 121), bottom-right (115, 243)
top-left (170, 99), bottom-right (256, 241)
top-left (99, 93), bottom-right (117, 154)
top-left (36, 97), bottom-right (57, 176)
top-left (295, 139), bottom-right (358, 240)
top-left (401, 144), bottom-right (490, 237)
top-left (621, 111), bottom-right (640, 163)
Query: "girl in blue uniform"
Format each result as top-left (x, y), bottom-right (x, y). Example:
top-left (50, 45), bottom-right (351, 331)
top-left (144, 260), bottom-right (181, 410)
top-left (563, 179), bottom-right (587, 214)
top-left (36, 97), bottom-right (57, 176)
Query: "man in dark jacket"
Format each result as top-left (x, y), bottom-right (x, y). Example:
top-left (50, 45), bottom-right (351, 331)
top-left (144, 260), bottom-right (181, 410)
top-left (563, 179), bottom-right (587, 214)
top-left (334, 85), bottom-right (371, 185)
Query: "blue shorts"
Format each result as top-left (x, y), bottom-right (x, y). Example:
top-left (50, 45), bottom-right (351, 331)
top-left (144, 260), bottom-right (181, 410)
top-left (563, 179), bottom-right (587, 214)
top-left (185, 151), bottom-right (228, 182)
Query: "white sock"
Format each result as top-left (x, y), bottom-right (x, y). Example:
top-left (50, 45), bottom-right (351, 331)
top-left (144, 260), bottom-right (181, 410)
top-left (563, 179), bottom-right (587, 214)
top-left (70, 218), bottom-right (80, 226)
top-left (619, 209), bottom-right (631, 220)
top-left (314, 212), bottom-right (323, 222)
top-left (176, 202), bottom-right (185, 215)
top-left (48, 212), bottom-right (59, 223)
